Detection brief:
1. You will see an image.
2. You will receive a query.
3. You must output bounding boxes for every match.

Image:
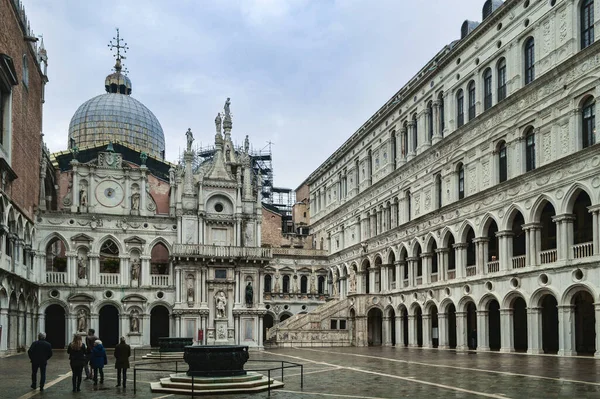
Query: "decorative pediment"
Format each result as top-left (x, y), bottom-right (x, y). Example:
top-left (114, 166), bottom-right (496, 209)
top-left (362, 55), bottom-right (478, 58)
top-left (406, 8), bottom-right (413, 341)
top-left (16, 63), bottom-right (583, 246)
top-left (279, 266), bottom-right (295, 272)
top-left (124, 236), bottom-right (146, 246)
top-left (122, 293), bottom-right (148, 303)
top-left (71, 233), bottom-right (94, 243)
top-left (67, 293), bottom-right (95, 303)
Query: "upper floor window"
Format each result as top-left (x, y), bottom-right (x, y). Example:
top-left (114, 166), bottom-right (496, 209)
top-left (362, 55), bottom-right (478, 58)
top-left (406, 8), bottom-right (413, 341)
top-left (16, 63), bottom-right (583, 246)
top-left (458, 163), bottom-right (465, 199)
top-left (391, 131), bottom-right (397, 169)
top-left (582, 97), bottom-right (596, 148)
top-left (427, 102), bottom-right (434, 141)
top-left (412, 113), bottom-right (418, 152)
top-left (438, 92), bottom-right (445, 135)
top-left (581, 0), bottom-right (595, 49)
top-left (498, 141), bottom-right (507, 182)
top-left (283, 275), bottom-right (290, 293)
top-left (264, 274), bottom-right (272, 292)
top-left (22, 55), bottom-right (29, 88)
top-left (525, 128), bottom-right (536, 171)
top-left (524, 38), bottom-right (535, 85)
top-left (0, 85), bottom-right (8, 146)
top-left (405, 190), bottom-right (411, 222)
top-left (468, 81), bottom-right (476, 120)
top-left (456, 89), bottom-right (465, 128)
top-left (367, 150), bottom-right (373, 185)
top-left (483, 68), bottom-right (492, 110)
top-left (497, 58), bottom-right (507, 102)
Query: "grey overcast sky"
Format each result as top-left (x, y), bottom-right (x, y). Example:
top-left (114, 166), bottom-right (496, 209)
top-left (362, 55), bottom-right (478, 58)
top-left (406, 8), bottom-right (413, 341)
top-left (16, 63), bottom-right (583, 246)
top-left (25, 0), bottom-right (484, 189)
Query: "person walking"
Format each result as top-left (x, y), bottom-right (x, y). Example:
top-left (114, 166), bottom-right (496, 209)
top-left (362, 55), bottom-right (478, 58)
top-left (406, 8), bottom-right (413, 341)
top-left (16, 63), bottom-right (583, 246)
top-left (84, 328), bottom-right (98, 380)
top-left (27, 332), bottom-right (53, 391)
top-left (114, 337), bottom-right (131, 388)
top-left (90, 339), bottom-right (107, 386)
top-left (67, 335), bottom-right (87, 392)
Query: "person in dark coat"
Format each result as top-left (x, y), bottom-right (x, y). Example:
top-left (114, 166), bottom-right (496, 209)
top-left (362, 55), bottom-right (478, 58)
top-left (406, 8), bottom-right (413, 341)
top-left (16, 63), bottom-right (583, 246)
top-left (28, 332), bottom-right (53, 391)
top-left (67, 334), bottom-right (87, 392)
top-left (114, 336), bottom-right (131, 388)
top-left (84, 328), bottom-right (98, 379)
top-left (90, 340), bottom-right (107, 385)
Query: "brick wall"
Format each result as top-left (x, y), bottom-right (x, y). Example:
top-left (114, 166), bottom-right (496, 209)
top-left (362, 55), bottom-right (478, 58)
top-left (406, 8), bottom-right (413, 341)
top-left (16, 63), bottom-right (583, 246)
top-left (261, 206), bottom-right (282, 247)
top-left (0, 0), bottom-right (45, 220)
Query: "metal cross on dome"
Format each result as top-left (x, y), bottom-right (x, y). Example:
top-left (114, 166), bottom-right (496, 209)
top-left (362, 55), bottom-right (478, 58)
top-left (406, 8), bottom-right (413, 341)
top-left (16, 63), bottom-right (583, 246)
top-left (108, 28), bottom-right (129, 61)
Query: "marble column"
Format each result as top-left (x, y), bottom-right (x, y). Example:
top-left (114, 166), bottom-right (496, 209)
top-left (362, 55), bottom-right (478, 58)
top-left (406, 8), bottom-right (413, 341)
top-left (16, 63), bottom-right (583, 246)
top-left (407, 315), bottom-right (417, 347)
top-left (558, 305), bottom-right (575, 356)
top-left (453, 243), bottom-right (468, 278)
top-left (422, 314), bottom-right (432, 348)
top-left (395, 315), bottom-right (403, 347)
top-left (496, 230), bottom-right (513, 271)
top-left (527, 307), bottom-right (543, 355)
top-left (477, 310), bottom-right (490, 351)
top-left (456, 311), bottom-right (468, 350)
top-left (438, 312), bottom-right (448, 349)
top-left (499, 308), bottom-right (514, 353)
top-left (407, 121), bottom-right (416, 161)
top-left (553, 214), bottom-right (575, 260)
top-left (589, 206), bottom-right (600, 255)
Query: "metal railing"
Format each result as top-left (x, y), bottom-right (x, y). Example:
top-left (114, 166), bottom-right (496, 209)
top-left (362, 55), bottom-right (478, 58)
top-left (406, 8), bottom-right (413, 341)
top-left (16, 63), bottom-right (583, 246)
top-left (132, 358), bottom-right (303, 397)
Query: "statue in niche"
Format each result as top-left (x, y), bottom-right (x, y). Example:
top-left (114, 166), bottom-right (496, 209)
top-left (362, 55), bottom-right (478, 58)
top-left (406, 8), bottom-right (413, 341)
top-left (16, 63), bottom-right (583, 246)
top-left (187, 275), bottom-right (195, 302)
top-left (273, 271), bottom-right (281, 292)
top-left (131, 258), bottom-right (141, 281)
top-left (349, 268), bottom-right (357, 292)
top-left (185, 128), bottom-right (194, 151)
top-left (131, 192), bottom-right (140, 210)
top-left (77, 309), bottom-right (87, 332)
top-left (169, 168), bottom-right (175, 185)
top-left (244, 135), bottom-right (249, 153)
top-left (245, 282), bottom-right (253, 306)
top-left (215, 291), bottom-right (227, 318)
top-left (79, 186), bottom-right (87, 207)
top-left (77, 257), bottom-right (87, 279)
top-left (309, 273), bottom-right (316, 293)
top-left (333, 277), bottom-right (339, 296)
top-left (130, 309), bottom-right (140, 333)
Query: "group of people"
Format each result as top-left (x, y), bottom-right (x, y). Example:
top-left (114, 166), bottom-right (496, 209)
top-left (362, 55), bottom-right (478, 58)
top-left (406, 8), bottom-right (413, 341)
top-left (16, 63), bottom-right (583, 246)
top-left (27, 329), bottom-right (131, 393)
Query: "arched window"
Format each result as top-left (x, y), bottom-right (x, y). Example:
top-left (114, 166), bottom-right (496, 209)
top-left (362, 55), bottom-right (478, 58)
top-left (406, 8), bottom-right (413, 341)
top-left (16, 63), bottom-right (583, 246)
top-left (318, 276), bottom-right (325, 294)
top-left (498, 141), bottom-right (507, 183)
top-left (22, 54), bottom-right (29, 87)
top-left (435, 174), bottom-right (442, 209)
top-left (99, 239), bottom-right (120, 274)
top-left (427, 102), bottom-right (434, 141)
top-left (456, 89), bottom-right (465, 127)
top-left (300, 275), bottom-right (308, 294)
top-left (391, 131), bottom-right (397, 170)
top-left (264, 274), bottom-right (272, 293)
top-left (483, 68), bottom-right (492, 110)
top-left (150, 243), bottom-right (169, 275)
top-left (438, 92), bottom-right (445, 135)
top-left (412, 113), bottom-right (418, 152)
top-left (497, 58), bottom-right (507, 102)
top-left (581, 0), bottom-right (595, 49)
top-left (367, 149), bottom-right (373, 185)
top-left (582, 97), bottom-right (596, 148)
top-left (283, 275), bottom-right (290, 293)
top-left (457, 163), bottom-right (465, 199)
top-left (468, 81), bottom-right (476, 120)
top-left (525, 128), bottom-right (536, 171)
top-left (524, 38), bottom-right (535, 85)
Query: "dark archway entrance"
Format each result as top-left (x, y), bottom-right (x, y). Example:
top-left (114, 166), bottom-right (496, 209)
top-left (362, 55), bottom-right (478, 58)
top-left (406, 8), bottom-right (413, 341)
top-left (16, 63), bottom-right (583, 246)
top-left (574, 291), bottom-right (596, 355)
top-left (466, 302), bottom-right (477, 349)
top-left (415, 307), bottom-right (423, 347)
top-left (263, 314), bottom-right (274, 344)
top-left (513, 297), bottom-right (527, 352)
top-left (389, 308), bottom-right (396, 346)
top-left (401, 308), bottom-right (409, 346)
top-left (430, 306), bottom-right (439, 348)
top-left (99, 305), bottom-right (119, 348)
top-left (45, 305), bottom-right (65, 349)
top-left (488, 300), bottom-right (500, 351)
top-left (279, 314), bottom-right (291, 323)
top-left (447, 304), bottom-right (457, 349)
top-left (150, 306), bottom-right (170, 347)
top-left (541, 294), bottom-right (558, 354)
top-left (367, 308), bottom-right (382, 346)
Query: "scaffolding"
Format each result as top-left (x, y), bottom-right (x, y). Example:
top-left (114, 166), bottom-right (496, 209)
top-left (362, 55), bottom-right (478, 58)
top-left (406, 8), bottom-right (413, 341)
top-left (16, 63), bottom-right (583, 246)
top-left (183, 142), bottom-right (275, 204)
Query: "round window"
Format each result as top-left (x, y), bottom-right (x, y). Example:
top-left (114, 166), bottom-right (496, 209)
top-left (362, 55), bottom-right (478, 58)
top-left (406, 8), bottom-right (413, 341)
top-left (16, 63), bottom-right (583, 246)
top-left (215, 203), bottom-right (224, 213)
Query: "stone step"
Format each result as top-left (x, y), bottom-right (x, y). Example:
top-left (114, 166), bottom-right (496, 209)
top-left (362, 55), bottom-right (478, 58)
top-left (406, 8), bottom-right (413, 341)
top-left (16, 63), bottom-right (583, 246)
top-left (169, 373), bottom-right (263, 383)
top-left (150, 372), bottom-right (284, 395)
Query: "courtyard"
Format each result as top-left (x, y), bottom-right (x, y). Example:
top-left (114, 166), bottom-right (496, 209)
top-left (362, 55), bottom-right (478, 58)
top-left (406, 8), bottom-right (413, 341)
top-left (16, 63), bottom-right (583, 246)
top-left (1, 346), bottom-right (599, 399)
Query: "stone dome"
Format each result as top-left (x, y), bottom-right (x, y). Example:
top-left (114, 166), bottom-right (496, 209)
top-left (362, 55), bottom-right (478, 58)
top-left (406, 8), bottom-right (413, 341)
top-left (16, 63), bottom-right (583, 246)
top-left (68, 59), bottom-right (165, 159)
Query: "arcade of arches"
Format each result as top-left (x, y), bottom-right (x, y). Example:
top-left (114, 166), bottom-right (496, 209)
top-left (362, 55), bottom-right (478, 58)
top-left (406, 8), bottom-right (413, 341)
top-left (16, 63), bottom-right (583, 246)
top-left (363, 285), bottom-right (598, 356)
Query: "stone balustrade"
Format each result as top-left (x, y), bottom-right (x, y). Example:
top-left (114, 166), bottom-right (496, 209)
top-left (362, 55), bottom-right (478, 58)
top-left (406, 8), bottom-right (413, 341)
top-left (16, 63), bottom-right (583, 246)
top-left (540, 249), bottom-right (557, 264)
top-left (46, 271), bottom-right (67, 284)
top-left (572, 242), bottom-right (593, 259)
top-left (173, 244), bottom-right (272, 259)
top-left (511, 255), bottom-right (526, 269)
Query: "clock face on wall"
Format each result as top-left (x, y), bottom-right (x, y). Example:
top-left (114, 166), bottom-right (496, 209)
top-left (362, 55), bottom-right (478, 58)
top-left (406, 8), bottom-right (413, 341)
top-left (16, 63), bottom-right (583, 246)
top-left (95, 180), bottom-right (124, 207)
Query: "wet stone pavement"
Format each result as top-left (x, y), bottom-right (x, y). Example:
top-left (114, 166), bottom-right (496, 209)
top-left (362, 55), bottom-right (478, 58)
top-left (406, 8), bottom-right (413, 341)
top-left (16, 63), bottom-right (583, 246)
top-left (1, 346), bottom-right (599, 399)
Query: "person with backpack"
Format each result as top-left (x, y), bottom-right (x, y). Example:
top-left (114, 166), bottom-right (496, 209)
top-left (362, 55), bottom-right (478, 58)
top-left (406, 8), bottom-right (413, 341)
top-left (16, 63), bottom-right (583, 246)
top-left (67, 334), bottom-right (87, 392)
top-left (84, 328), bottom-right (98, 379)
top-left (90, 339), bottom-right (107, 385)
